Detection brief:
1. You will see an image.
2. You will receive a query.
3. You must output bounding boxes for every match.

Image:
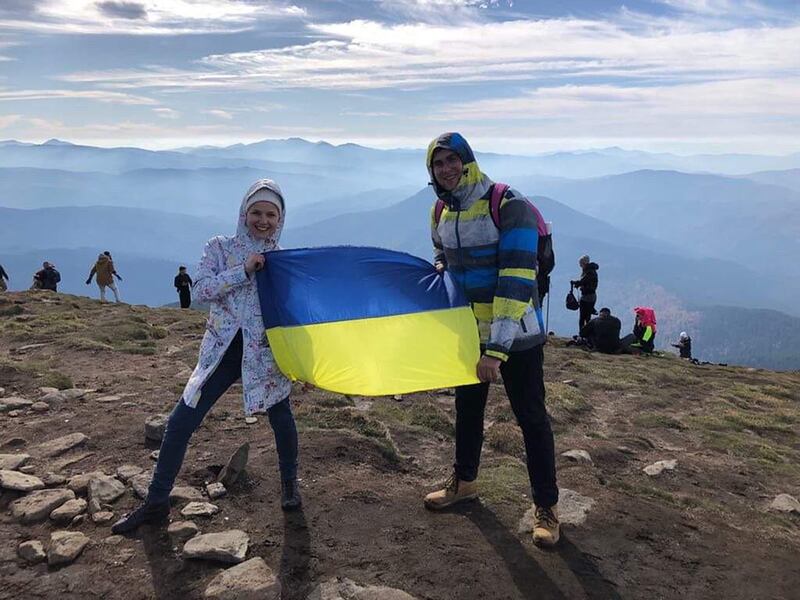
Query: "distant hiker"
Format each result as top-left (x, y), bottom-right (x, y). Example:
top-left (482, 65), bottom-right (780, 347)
top-left (672, 331), bottom-right (692, 359)
top-left (0, 262), bottom-right (8, 292)
top-left (571, 255), bottom-right (599, 332)
top-left (580, 307), bottom-right (622, 354)
top-left (621, 306), bottom-right (657, 354)
top-left (112, 179), bottom-right (301, 535)
top-left (425, 132), bottom-right (560, 547)
top-left (86, 251), bottom-right (122, 303)
top-left (33, 261), bottom-right (61, 292)
top-left (174, 266), bottom-right (193, 309)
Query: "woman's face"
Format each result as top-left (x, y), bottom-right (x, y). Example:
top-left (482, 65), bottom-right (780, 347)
top-left (246, 201), bottom-right (281, 240)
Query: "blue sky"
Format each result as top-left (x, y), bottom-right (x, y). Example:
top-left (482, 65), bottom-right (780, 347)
top-left (0, 0), bottom-right (798, 154)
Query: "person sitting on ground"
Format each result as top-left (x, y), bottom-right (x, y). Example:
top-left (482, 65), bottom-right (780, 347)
top-left (33, 261), bottom-right (61, 292)
top-left (621, 306), bottom-right (657, 354)
top-left (671, 331), bottom-right (692, 359)
top-left (174, 266), bottom-right (193, 309)
top-left (86, 251), bottom-right (122, 303)
top-left (112, 178), bottom-right (302, 535)
top-left (571, 255), bottom-right (599, 332)
top-left (579, 307), bottom-right (622, 354)
top-left (0, 262), bottom-right (8, 292)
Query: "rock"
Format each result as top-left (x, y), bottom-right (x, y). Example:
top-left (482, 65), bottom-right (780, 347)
top-left (561, 449), bottom-right (593, 464)
top-left (170, 486), bottom-right (204, 503)
top-left (308, 578), bottom-right (418, 600)
top-left (103, 535), bottom-right (124, 545)
top-left (40, 391), bottom-right (67, 405)
top-left (206, 482), bottom-right (227, 500)
top-left (519, 489), bottom-right (596, 530)
top-left (0, 387), bottom-right (4, 396)
top-left (41, 472), bottom-right (67, 487)
top-left (10, 488), bottom-right (75, 523)
top-left (15, 342), bottom-right (48, 353)
top-left (31, 402), bottom-right (50, 413)
top-left (644, 459), bottom-right (678, 476)
top-left (92, 511), bottom-right (114, 524)
top-left (88, 497), bottom-right (102, 515)
top-left (0, 453), bottom-right (30, 470)
top-left (38, 387), bottom-right (58, 395)
top-left (67, 470), bottom-right (107, 494)
top-left (244, 417), bottom-right (258, 425)
top-left (95, 395), bottom-right (122, 403)
top-left (8, 410), bottom-right (21, 417)
top-left (131, 472), bottom-right (152, 498)
top-left (168, 521), bottom-right (200, 540)
top-left (48, 531), bottom-right (90, 566)
top-left (18, 540), bottom-right (46, 564)
top-left (71, 514), bottom-right (86, 526)
top-left (218, 442), bottom-right (249, 487)
top-left (770, 494), bottom-right (800, 514)
top-left (115, 464), bottom-right (144, 482)
top-left (183, 530), bottom-right (249, 563)
top-left (88, 475), bottom-right (126, 504)
top-left (19, 464), bottom-right (35, 474)
top-left (35, 433), bottom-right (89, 457)
top-left (60, 389), bottom-right (91, 401)
top-left (2, 437), bottom-right (27, 448)
top-left (150, 450), bottom-right (160, 461)
top-left (181, 502), bottom-right (220, 517)
top-left (50, 498), bottom-right (88, 523)
top-left (145, 414), bottom-right (169, 442)
top-left (203, 557), bottom-right (281, 600)
top-left (0, 397), bottom-right (34, 411)
top-left (0, 469), bottom-right (45, 492)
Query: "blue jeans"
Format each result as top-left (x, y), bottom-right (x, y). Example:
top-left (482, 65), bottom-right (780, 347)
top-left (148, 330), bottom-right (298, 504)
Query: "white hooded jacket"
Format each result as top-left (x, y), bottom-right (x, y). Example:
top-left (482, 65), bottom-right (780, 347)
top-left (180, 179), bottom-right (292, 415)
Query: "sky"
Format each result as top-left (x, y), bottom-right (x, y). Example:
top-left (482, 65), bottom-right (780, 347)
top-left (0, 0), bottom-right (798, 154)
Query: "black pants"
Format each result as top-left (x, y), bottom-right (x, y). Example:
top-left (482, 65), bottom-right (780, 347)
top-left (455, 345), bottom-right (558, 508)
top-left (179, 288), bottom-right (191, 309)
top-left (579, 300), bottom-right (595, 331)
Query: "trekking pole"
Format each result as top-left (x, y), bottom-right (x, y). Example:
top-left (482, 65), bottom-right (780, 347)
top-left (546, 287), bottom-right (551, 333)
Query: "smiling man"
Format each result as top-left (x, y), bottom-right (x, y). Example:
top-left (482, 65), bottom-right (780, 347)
top-left (424, 132), bottom-right (560, 547)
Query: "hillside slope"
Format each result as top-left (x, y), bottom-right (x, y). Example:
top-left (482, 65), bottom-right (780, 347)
top-left (0, 292), bottom-right (798, 599)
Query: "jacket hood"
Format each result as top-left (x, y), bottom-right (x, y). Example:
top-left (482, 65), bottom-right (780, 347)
top-left (96, 254), bottom-right (110, 264)
top-left (426, 132), bottom-right (493, 207)
top-left (237, 179), bottom-right (286, 252)
top-left (585, 262), bottom-right (599, 271)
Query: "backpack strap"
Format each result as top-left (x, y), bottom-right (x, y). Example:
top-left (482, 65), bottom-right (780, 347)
top-left (489, 183), bottom-right (510, 229)
top-left (433, 199), bottom-right (446, 226)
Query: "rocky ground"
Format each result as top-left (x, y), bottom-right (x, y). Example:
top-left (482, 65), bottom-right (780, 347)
top-left (1, 290), bottom-right (799, 600)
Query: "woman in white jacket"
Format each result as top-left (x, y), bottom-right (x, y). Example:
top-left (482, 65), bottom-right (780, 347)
top-left (113, 179), bottom-right (300, 534)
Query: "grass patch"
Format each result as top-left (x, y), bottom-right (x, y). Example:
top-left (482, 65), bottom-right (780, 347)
top-left (485, 422), bottom-right (524, 458)
top-left (477, 458), bottom-right (530, 507)
top-left (632, 413), bottom-right (685, 430)
top-left (700, 430), bottom-right (796, 465)
top-left (295, 405), bottom-right (400, 461)
top-left (546, 382), bottom-right (591, 422)
top-left (0, 304), bottom-right (24, 317)
top-left (370, 399), bottom-right (454, 437)
top-left (687, 410), bottom-right (797, 435)
top-left (40, 370), bottom-right (73, 390)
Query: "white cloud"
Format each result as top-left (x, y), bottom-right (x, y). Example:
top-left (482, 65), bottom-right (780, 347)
top-left (656, 0), bottom-right (779, 18)
top-left (0, 0), bottom-right (306, 35)
top-left (0, 113), bottom-right (22, 128)
top-left (0, 88), bottom-right (157, 104)
top-left (153, 107), bottom-right (180, 119)
top-left (203, 109), bottom-right (234, 120)
top-left (57, 18), bottom-right (800, 92)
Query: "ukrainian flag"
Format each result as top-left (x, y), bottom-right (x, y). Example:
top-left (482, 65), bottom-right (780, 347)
top-left (256, 247), bottom-right (480, 395)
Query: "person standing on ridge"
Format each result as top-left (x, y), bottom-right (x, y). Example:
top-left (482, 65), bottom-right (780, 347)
top-left (571, 255), bottom-right (599, 332)
top-left (0, 262), bottom-right (8, 292)
top-left (174, 266), bottom-right (193, 309)
top-left (424, 132), bottom-right (560, 547)
top-left (86, 251), bottom-right (122, 302)
top-left (672, 331), bottom-right (692, 359)
top-left (33, 261), bottom-right (61, 292)
top-left (112, 179), bottom-right (302, 535)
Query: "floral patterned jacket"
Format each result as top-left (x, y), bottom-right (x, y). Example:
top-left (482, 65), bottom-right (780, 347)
top-left (180, 179), bottom-right (292, 415)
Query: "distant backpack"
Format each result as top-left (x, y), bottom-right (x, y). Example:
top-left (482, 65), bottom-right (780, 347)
top-left (434, 183), bottom-right (555, 299)
top-left (566, 286), bottom-right (580, 311)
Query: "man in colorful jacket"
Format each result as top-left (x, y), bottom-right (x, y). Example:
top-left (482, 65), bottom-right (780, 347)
top-left (424, 132), bottom-right (560, 547)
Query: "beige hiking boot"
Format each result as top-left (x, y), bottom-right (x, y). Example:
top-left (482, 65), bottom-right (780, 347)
top-left (532, 505), bottom-right (560, 547)
top-left (424, 472), bottom-right (478, 510)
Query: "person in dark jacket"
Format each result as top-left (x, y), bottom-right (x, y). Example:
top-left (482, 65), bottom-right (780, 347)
top-left (33, 262), bottom-right (61, 292)
top-left (174, 266), bottom-right (193, 309)
top-left (0, 263), bottom-right (8, 292)
top-left (672, 332), bottom-right (692, 359)
top-left (571, 255), bottom-right (598, 332)
top-left (580, 307), bottom-right (621, 354)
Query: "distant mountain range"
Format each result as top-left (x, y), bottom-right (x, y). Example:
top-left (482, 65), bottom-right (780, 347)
top-left (1, 137), bottom-right (799, 370)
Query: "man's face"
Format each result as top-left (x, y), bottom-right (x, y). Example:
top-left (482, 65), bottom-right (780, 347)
top-left (431, 148), bottom-right (464, 192)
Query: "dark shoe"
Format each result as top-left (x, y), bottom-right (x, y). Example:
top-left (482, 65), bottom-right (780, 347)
top-left (111, 500), bottom-right (170, 534)
top-left (281, 479), bottom-right (302, 511)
